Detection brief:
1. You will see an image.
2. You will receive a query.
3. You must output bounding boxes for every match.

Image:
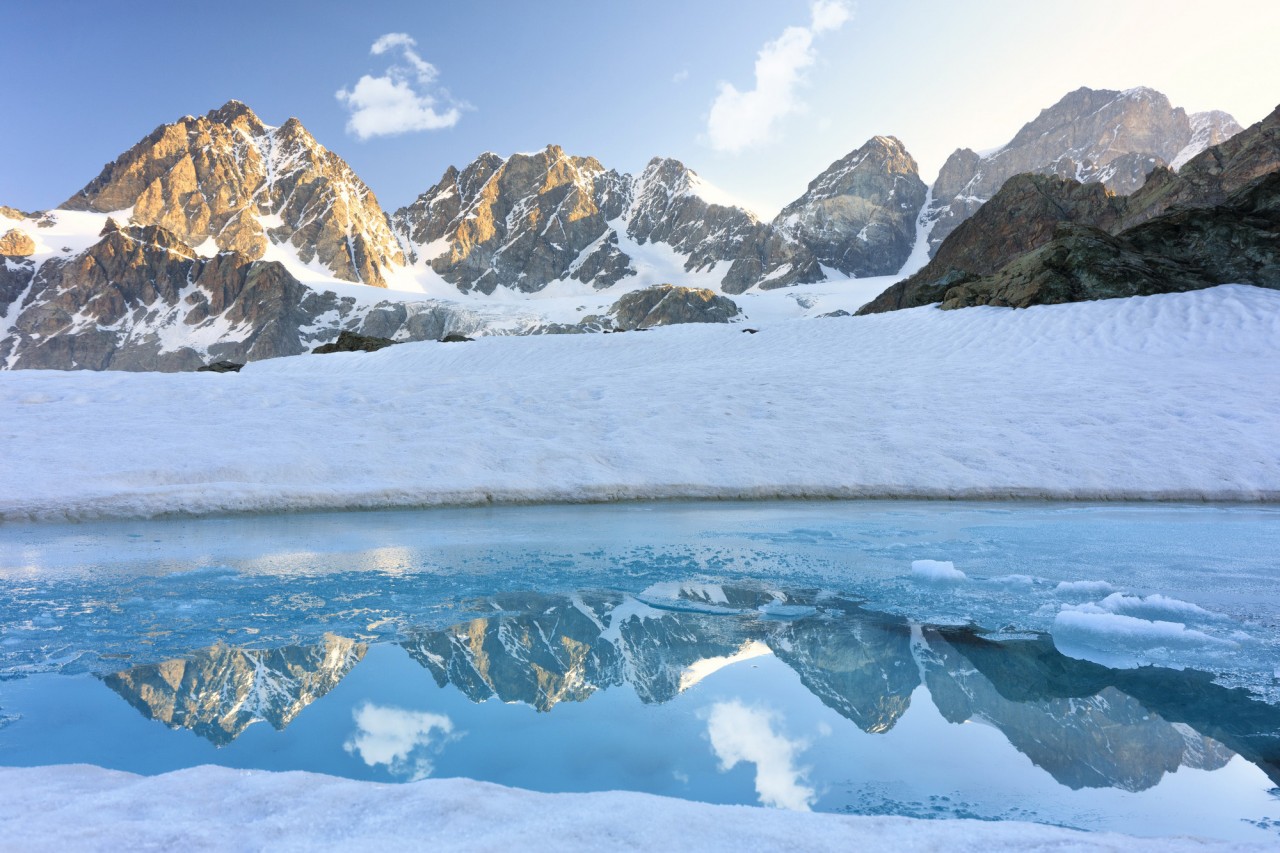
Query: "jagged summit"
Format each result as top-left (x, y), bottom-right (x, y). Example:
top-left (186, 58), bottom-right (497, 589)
top-left (773, 135), bottom-right (927, 277)
top-left (60, 100), bottom-right (405, 287)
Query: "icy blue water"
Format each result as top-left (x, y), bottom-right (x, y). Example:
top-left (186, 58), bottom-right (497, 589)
top-left (0, 501), bottom-right (1278, 840)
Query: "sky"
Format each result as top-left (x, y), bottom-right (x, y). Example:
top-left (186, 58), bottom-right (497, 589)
top-left (4, 0), bottom-right (1279, 218)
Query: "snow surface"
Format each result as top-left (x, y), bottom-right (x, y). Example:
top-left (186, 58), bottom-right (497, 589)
top-left (2, 285), bottom-right (1279, 522)
top-left (0, 765), bottom-right (1262, 853)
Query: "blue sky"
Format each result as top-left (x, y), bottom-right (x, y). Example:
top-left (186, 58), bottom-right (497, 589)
top-left (5, 0), bottom-right (1279, 216)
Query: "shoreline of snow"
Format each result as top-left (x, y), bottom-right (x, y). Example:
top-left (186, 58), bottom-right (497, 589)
top-left (7, 487), bottom-right (1280, 526)
top-left (0, 764), bottom-right (1262, 852)
top-left (3, 285), bottom-right (1278, 524)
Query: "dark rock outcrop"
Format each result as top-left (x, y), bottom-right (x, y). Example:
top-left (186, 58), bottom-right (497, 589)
top-left (861, 103), bottom-right (1279, 314)
top-left (312, 330), bottom-right (397, 354)
top-left (936, 171), bottom-right (1280, 309)
top-left (608, 284), bottom-right (740, 329)
top-left (196, 360), bottom-right (244, 373)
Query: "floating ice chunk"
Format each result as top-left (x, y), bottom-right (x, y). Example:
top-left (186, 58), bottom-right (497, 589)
top-left (757, 602), bottom-right (818, 620)
top-left (1052, 610), bottom-right (1238, 669)
top-left (1094, 592), bottom-right (1220, 622)
top-left (1054, 580), bottom-right (1116, 595)
top-left (911, 560), bottom-right (967, 582)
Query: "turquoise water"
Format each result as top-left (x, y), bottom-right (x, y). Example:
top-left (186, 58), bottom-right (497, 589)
top-left (0, 502), bottom-right (1277, 840)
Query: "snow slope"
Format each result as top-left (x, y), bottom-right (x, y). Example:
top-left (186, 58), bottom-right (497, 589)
top-left (2, 285), bottom-right (1278, 521)
top-left (0, 765), bottom-right (1261, 852)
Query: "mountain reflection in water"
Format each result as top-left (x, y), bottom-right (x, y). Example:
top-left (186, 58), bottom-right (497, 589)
top-left (102, 583), bottom-right (1280, 792)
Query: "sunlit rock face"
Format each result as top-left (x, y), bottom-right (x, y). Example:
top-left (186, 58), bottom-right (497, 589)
top-left (0, 228), bottom-right (35, 257)
top-left (925, 87), bottom-right (1242, 256)
top-left (103, 635), bottom-right (366, 745)
top-left (61, 100), bottom-right (405, 287)
top-left (773, 136), bottom-right (927, 278)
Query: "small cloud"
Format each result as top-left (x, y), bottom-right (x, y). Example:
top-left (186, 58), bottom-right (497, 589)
top-left (344, 702), bottom-right (455, 781)
top-left (672, 69), bottom-right (690, 84)
top-left (705, 700), bottom-right (816, 810)
top-left (337, 33), bottom-right (464, 140)
top-left (705, 0), bottom-right (851, 153)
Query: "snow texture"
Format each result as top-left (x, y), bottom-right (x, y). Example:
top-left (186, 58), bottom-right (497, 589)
top-left (2, 285), bottom-right (1279, 522)
top-left (0, 764), bottom-right (1262, 853)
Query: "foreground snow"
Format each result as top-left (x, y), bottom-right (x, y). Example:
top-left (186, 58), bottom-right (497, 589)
top-left (0, 765), bottom-right (1261, 852)
top-left (2, 286), bottom-right (1279, 521)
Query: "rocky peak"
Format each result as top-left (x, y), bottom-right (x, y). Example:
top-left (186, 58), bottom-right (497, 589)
top-left (924, 86), bottom-right (1242, 255)
top-left (60, 100), bottom-right (405, 287)
top-left (773, 135), bottom-right (927, 277)
top-left (394, 145), bottom-right (630, 293)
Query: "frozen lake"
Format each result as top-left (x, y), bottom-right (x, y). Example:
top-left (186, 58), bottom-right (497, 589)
top-left (1, 501), bottom-right (1277, 842)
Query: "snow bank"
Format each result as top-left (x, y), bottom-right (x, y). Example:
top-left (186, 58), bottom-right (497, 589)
top-left (3, 286), bottom-right (1280, 522)
top-left (0, 764), bottom-right (1258, 852)
top-left (911, 560), bottom-right (967, 582)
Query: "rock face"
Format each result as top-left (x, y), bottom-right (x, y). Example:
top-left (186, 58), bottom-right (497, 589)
top-left (0, 220), bottom-right (491, 371)
top-left (925, 87), bottom-right (1242, 255)
top-left (394, 145), bottom-right (631, 294)
top-left (773, 136), bottom-right (927, 277)
top-left (103, 635), bottom-right (366, 745)
top-left (394, 141), bottom-right (923, 296)
top-left (0, 228), bottom-right (35, 256)
top-left (937, 171), bottom-right (1280, 310)
top-left (608, 284), bottom-right (740, 330)
top-left (859, 104), bottom-right (1280, 314)
top-left (61, 100), bottom-right (405, 287)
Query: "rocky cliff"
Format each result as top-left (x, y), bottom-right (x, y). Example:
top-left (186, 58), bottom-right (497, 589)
top-left (773, 135), bottom-right (927, 277)
top-left (61, 101), bottom-right (405, 287)
top-left (860, 103), bottom-right (1279, 314)
top-left (925, 87), bottom-right (1241, 255)
top-left (0, 219), bottom-right (494, 370)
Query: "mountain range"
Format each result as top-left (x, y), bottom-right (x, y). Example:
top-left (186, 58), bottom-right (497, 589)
top-left (0, 86), bottom-right (1270, 371)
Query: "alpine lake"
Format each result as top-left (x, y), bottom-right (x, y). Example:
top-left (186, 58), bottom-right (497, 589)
top-left (1, 501), bottom-right (1278, 842)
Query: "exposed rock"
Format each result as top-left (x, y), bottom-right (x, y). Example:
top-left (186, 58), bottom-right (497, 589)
top-left (0, 222), bottom-right (491, 371)
top-left (859, 174), bottom-right (1126, 313)
top-left (440, 333), bottom-right (474, 342)
top-left (937, 171), bottom-right (1280, 309)
top-left (196, 360), bottom-right (244, 373)
top-left (608, 284), bottom-right (740, 329)
top-left (61, 100), bottom-right (405, 287)
top-left (394, 145), bottom-right (630, 294)
top-left (0, 228), bottom-right (35, 256)
top-left (861, 104), bottom-right (1280, 314)
top-left (925, 87), bottom-right (1242, 255)
top-left (311, 330), bottom-right (397, 354)
top-left (0, 206), bottom-right (31, 221)
top-left (773, 136), bottom-right (927, 277)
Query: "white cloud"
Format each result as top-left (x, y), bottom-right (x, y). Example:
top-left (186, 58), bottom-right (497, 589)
top-left (706, 1), bottom-right (851, 153)
top-left (705, 700), bottom-right (816, 811)
top-left (337, 33), bottom-right (463, 140)
top-left (344, 703), bottom-right (454, 781)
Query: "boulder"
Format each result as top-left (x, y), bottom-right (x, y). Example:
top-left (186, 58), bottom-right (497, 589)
top-left (608, 284), bottom-right (740, 330)
top-left (311, 330), bottom-right (398, 354)
top-left (0, 228), bottom-right (35, 256)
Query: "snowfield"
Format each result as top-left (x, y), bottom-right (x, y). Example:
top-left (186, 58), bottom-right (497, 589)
top-left (0, 765), bottom-right (1264, 852)
top-left (2, 285), bottom-right (1279, 521)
